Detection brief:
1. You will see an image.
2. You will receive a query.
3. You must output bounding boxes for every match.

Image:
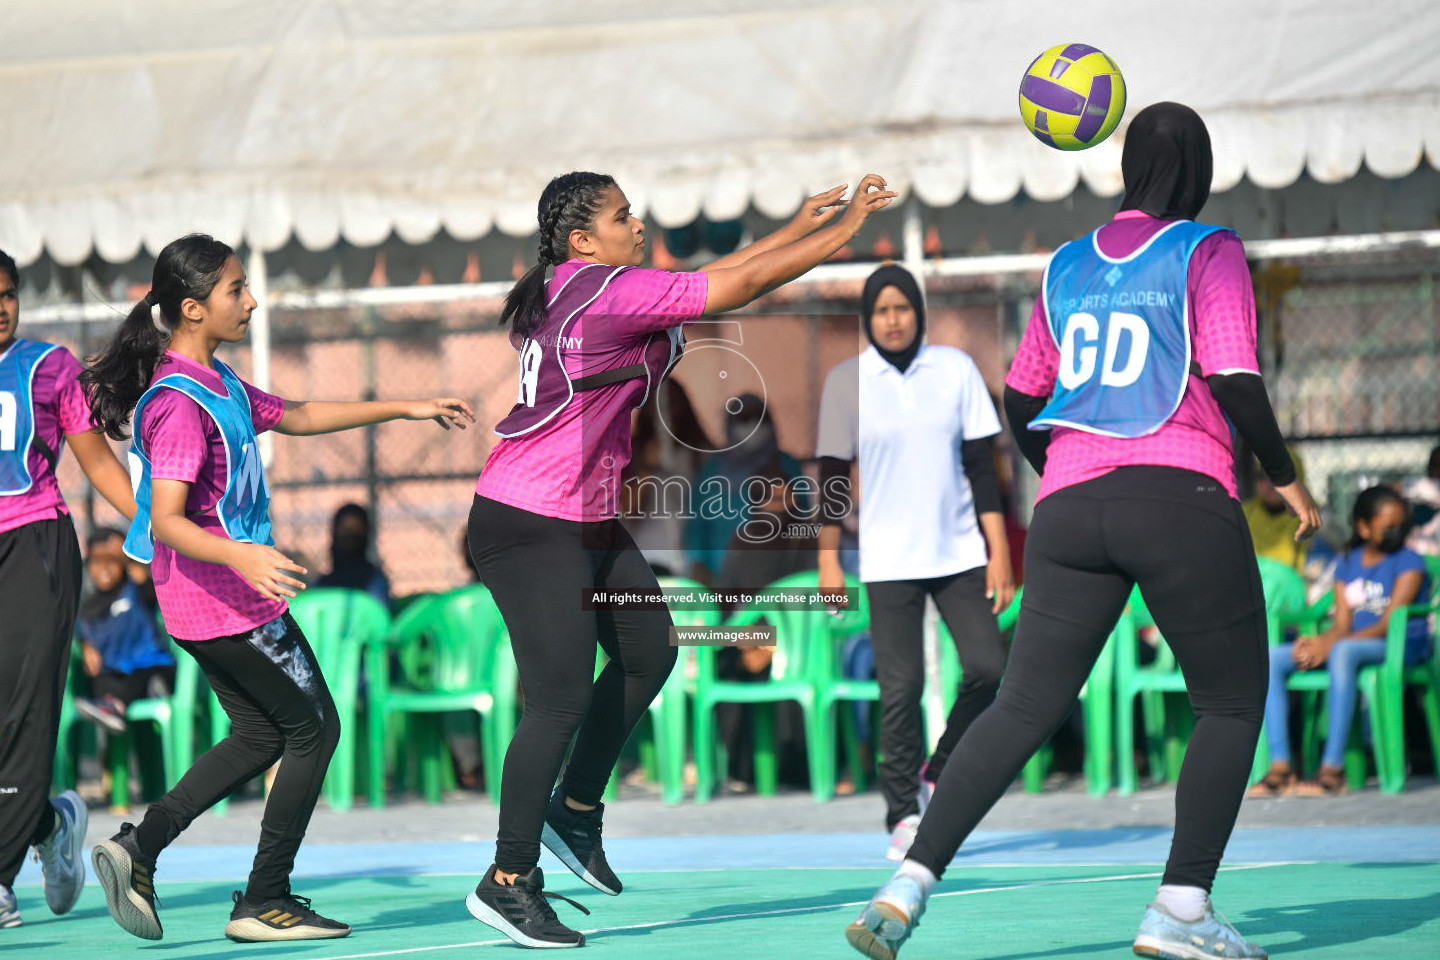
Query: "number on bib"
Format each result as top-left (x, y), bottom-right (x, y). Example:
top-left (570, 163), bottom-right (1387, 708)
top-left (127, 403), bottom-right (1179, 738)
top-left (518, 340), bottom-right (542, 407)
top-left (0, 391), bottom-right (17, 452)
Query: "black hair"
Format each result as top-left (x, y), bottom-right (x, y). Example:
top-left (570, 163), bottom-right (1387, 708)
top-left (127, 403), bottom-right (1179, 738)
top-left (85, 526), bottom-right (125, 551)
top-left (1348, 484), bottom-right (1408, 550)
top-left (331, 502), bottom-right (371, 535)
top-left (1427, 444), bottom-right (1440, 479)
top-left (80, 234), bottom-right (235, 440)
top-left (500, 172), bottom-right (617, 336)
top-left (0, 248), bottom-right (17, 288)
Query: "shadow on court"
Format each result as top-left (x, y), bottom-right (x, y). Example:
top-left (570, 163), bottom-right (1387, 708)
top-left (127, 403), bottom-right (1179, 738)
top-left (1245, 888), bottom-right (1440, 954)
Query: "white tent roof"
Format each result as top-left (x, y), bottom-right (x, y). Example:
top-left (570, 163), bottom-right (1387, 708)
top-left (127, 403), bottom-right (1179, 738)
top-left (3, 0), bottom-right (1437, 266)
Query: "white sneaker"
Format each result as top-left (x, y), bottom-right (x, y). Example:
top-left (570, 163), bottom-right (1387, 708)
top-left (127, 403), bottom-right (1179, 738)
top-left (846, 873), bottom-right (927, 959)
top-left (917, 775), bottom-right (935, 816)
top-left (0, 885), bottom-right (20, 928)
top-left (1133, 900), bottom-right (1268, 959)
top-left (33, 790), bottom-right (88, 915)
top-left (885, 814), bottom-right (922, 862)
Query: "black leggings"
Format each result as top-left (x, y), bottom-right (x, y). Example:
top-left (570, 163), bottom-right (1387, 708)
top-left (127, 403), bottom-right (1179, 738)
top-left (866, 568), bottom-right (1007, 830)
top-left (0, 516), bottom-right (81, 887)
top-left (469, 496), bottom-right (675, 874)
top-left (135, 614), bottom-right (339, 900)
top-left (908, 467), bottom-right (1267, 891)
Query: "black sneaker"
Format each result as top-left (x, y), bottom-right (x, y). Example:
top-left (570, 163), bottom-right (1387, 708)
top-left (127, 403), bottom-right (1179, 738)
top-left (225, 889), bottom-right (352, 942)
top-left (465, 865), bottom-right (589, 948)
top-left (91, 823), bottom-right (162, 940)
top-left (541, 793), bottom-right (622, 896)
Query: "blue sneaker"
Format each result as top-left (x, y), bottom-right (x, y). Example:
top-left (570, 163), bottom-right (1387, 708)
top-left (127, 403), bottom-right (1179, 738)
top-left (845, 874), bottom-right (927, 960)
top-left (1133, 901), bottom-right (1267, 960)
top-left (33, 790), bottom-right (87, 915)
top-left (0, 884), bottom-right (20, 928)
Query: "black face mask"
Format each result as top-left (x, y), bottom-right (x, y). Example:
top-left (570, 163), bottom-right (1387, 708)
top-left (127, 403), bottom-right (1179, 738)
top-left (334, 530), bottom-right (369, 560)
top-left (1376, 527), bottom-right (1407, 554)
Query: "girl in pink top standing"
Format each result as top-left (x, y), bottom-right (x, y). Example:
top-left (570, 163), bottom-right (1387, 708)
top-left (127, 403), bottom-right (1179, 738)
top-left (80, 234), bottom-right (473, 945)
top-left (466, 170), bottom-right (895, 947)
top-left (0, 249), bottom-right (137, 931)
top-left (846, 104), bottom-right (1323, 960)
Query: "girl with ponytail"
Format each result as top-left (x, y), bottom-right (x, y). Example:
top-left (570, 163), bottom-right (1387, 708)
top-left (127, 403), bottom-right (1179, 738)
top-left (0, 247), bottom-right (135, 931)
top-left (83, 234), bottom-right (474, 945)
top-left (465, 171), bottom-right (895, 947)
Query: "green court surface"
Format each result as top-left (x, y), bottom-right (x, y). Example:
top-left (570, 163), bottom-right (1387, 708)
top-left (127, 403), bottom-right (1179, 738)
top-left (8, 863), bottom-right (1439, 959)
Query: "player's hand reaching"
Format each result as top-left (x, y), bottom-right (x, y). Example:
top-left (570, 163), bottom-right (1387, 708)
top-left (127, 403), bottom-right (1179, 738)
top-left (402, 398), bottom-right (476, 430)
top-left (228, 542), bottom-right (308, 602)
top-left (839, 174), bottom-right (898, 236)
top-left (788, 184), bottom-right (849, 236)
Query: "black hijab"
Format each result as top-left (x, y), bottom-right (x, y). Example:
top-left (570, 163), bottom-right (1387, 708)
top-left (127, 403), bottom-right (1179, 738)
top-left (1120, 102), bottom-right (1213, 220)
top-left (861, 264), bottom-right (925, 373)
top-left (320, 503), bottom-right (380, 592)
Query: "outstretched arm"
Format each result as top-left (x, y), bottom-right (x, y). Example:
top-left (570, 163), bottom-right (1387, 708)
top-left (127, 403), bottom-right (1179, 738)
top-left (702, 175), bottom-right (896, 315)
top-left (275, 398), bottom-right (474, 436)
top-left (700, 185), bottom-right (848, 273)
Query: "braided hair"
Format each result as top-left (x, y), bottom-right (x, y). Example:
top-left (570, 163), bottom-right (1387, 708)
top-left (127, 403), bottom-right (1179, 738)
top-left (501, 172), bottom-right (617, 336)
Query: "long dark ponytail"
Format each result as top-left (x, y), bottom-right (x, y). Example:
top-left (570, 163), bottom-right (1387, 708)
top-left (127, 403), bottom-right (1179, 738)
top-left (500, 171), bottom-right (617, 336)
top-left (81, 234), bottom-right (235, 440)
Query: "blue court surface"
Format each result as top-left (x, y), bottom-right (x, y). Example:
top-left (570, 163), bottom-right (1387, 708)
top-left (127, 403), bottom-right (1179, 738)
top-left (8, 825), bottom-right (1439, 958)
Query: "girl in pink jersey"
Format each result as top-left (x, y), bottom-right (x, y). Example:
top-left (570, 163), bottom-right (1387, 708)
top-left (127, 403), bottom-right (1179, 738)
top-left (466, 170), bottom-right (895, 947)
top-left (846, 104), bottom-right (1322, 960)
top-left (0, 249), bottom-right (137, 932)
top-left (80, 234), bottom-right (473, 944)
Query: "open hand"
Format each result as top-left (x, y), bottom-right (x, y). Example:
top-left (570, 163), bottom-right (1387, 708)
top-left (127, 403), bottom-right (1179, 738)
top-left (986, 554), bottom-right (1015, 615)
top-left (789, 184), bottom-right (849, 236)
top-left (405, 398), bottom-right (476, 430)
top-left (229, 542), bottom-right (308, 602)
top-left (1276, 480), bottom-right (1322, 542)
top-left (840, 174), bottom-right (898, 234)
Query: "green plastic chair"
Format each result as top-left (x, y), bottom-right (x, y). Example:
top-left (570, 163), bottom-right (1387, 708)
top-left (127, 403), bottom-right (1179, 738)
top-left (1122, 558), bottom-right (1319, 795)
top-left (107, 637), bottom-right (205, 808)
top-left (807, 574), bottom-right (875, 801)
top-left (53, 640), bottom-right (93, 793)
top-left (1361, 554), bottom-right (1440, 793)
top-left (1249, 558), bottom-right (1331, 784)
top-left (691, 571), bottom-right (835, 802)
top-left (933, 588), bottom-right (1117, 794)
top-left (1280, 554), bottom-right (1440, 793)
top-left (1113, 586), bottom-right (1186, 795)
top-left (210, 589), bottom-right (390, 813)
top-left (366, 584), bottom-right (518, 806)
top-left (646, 577), bottom-right (722, 805)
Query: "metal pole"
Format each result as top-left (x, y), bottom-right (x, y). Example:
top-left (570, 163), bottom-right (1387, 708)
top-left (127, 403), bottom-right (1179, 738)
top-left (902, 197), bottom-right (924, 279)
top-left (247, 247), bottom-right (273, 464)
top-left (363, 309), bottom-right (379, 533)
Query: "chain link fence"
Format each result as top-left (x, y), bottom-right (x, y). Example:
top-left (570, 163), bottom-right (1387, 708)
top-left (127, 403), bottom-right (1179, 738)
top-left (35, 240), bottom-right (1440, 598)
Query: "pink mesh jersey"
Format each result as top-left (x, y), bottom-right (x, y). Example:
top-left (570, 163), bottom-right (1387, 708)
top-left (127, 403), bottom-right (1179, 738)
top-left (1006, 210), bottom-right (1260, 502)
top-left (0, 345), bottom-right (94, 535)
top-left (139, 351), bottom-right (288, 641)
top-left (476, 260), bottom-right (709, 521)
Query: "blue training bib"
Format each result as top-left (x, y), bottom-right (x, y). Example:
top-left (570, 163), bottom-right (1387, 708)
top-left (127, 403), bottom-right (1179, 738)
top-left (1032, 220), bottom-right (1229, 438)
top-left (0, 339), bottom-right (62, 495)
top-left (125, 360), bottom-right (273, 563)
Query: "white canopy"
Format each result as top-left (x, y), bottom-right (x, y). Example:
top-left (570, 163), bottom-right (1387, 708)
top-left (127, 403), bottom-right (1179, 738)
top-left (3, 0), bottom-right (1437, 266)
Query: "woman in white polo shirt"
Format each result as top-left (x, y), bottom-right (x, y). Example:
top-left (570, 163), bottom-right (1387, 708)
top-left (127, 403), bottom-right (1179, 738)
top-left (816, 263), bottom-right (1013, 860)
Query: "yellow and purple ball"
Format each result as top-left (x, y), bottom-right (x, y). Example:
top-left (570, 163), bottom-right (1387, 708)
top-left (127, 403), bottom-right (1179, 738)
top-left (1019, 43), bottom-right (1126, 151)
